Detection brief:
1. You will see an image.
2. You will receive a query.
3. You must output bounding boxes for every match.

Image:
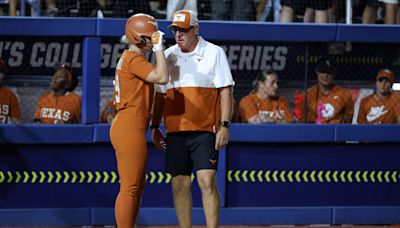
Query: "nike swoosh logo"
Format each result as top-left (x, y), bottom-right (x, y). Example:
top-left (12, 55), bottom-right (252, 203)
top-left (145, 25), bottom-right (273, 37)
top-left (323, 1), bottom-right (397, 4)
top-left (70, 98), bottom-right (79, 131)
top-left (367, 110), bottom-right (388, 122)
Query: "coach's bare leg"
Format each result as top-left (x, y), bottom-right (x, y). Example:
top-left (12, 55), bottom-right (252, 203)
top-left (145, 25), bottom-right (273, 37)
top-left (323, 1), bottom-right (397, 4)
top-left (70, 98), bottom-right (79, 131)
top-left (197, 169), bottom-right (220, 228)
top-left (362, 5), bottom-right (377, 24)
top-left (280, 5), bottom-right (294, 22)
top-left (172, 175), bottom-right (192, 228)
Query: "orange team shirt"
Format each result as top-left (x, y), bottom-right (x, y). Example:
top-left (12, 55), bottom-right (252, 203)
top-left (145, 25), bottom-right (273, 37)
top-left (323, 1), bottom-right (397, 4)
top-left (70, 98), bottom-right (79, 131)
top-left (157, 37), bottom-right (234, 133)
top-left (34, 92), bottom-right (81, 124)
top-left (357, 93), bottom-right (400, 124)
top-left (0, 87), bottom-right (21, 123)
top-left (239, 93), bottom-right (293, 123)
top-left (304, 84), bottom-right (354, 123)
top-left (100, 99), bottom-right (116, 123)
top-left (113, 50), bottom-right (154, 119)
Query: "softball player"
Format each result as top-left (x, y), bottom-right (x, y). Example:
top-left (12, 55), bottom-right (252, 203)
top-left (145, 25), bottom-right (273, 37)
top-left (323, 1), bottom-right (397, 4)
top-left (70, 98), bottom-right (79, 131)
top-left (0, 58), bottom-right (21, 124)
top-left (33, 64), bottom-right (80, 124)
top-left (109, 13), bottom-right (168, 228)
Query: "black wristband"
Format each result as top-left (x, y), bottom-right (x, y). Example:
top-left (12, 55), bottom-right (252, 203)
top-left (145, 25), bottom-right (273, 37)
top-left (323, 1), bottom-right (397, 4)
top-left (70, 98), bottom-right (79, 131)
top-left (150, 124), bottom-right (159, 129)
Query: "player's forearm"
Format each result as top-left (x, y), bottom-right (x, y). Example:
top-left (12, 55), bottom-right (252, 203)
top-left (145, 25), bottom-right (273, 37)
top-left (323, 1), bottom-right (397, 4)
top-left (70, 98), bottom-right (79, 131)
top-left (154, 51), bottom-right (169, 84)
top-left (151, 92), bottom-right (165, 126)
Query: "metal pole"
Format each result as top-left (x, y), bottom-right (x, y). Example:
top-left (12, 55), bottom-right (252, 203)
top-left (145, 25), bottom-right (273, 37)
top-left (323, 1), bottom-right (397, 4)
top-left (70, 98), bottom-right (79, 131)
top-left (21, 0), bottom-right (26, 16)
top-left (346, 0), bottom-right (352, 24)
top-left (34, 0), bottom-right (41, 17)
top-left (345, 0), bottom-right (353, 51)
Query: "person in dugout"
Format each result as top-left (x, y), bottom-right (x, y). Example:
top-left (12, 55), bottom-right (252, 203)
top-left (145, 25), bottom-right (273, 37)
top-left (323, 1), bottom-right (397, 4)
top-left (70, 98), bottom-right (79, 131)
top-left (33, 64), bottom-right (80, 124)
top-left (301, 56), bottom-right (354, 124)
top-left (0, 58), bottom-right (21, 124)
top-left (239, 70), bottom-right (293, 124)
top-left (100, 98), bottom-right (117, 123)
top-left (357, 69), bottom-right (400, 124)
top-left (109, 14), bottom-right (168, 228)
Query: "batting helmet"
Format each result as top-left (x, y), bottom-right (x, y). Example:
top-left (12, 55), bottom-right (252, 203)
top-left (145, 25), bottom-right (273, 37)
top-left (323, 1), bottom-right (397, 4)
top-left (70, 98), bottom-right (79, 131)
top-left (125, 13), bottom-right (158, 45)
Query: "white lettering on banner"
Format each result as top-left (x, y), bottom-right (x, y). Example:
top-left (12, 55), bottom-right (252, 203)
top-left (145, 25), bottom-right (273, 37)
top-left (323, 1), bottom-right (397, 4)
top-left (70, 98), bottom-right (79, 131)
top-left (101, 43), bottom-right (125, 68)
top-left (1, 40), bottom-right (288, 72)
top-left (45, 42), bottom-right (62, 67)
top-left (71, 43), bottom-right (81, 68)
top-left (221, 45), bottom-right (288, 71)
top-left (101, 44), bottom-right (112, 68)
top-left (239, 46), bottom-right (254, 70)
top-left (111, 44), bottom-right (125, 69)
top-left (0, 41), bottom-right (25, 66)
top-left (227, 45), bottom-right (241, 70)
top-left (30, 42), bottom-right (82, 68)
top-left (9, 42), bottom-right (24, 67)
top-left (60, 43), bottom-right (70, 64)
top-left (0, 42), bottom-right (3, 57)
top-left (273, 46), bottom-right (287, 70)
top-left (260, 46), bottom-right (274, 70)
top-left (253, 46), bottom-right (263, 69)
top-left (31, 42), bottom-right (46, 67)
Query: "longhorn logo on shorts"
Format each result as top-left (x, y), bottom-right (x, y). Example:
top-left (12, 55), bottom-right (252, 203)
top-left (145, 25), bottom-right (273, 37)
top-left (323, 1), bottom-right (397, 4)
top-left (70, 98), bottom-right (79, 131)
top-left (209, 159), bottom-right (218, 166)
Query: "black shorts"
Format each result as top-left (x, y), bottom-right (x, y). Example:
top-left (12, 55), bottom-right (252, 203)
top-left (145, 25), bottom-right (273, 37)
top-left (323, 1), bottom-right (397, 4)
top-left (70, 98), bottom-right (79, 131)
top-left (165, 131), bottom-right (219, 176)
top-left (282, 0), bottom-right (333, 11)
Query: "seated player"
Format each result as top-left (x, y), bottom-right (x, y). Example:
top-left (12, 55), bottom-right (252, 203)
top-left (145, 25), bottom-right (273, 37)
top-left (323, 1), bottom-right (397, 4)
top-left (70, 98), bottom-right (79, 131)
top-left (358, 69), bottom-right (400, 124)
top-left (302, 56), bottom-right (354, 124)
top-left (0, 58), bottom-right (21, 123)
top-left (33, 64), bottom-right (81, 124)
top-left (239, 70), bottom-right (293, 123)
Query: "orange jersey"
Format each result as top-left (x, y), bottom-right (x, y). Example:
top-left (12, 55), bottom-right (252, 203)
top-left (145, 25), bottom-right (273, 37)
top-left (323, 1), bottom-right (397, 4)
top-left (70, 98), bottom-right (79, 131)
top-left (113, 50), bottom-right (154, 118)
top-left (34, 92), bottom-right (81, 124)
top-left (304, 84), bottom-right (354, 123)
top-left (158, 37), bottom-right (234, 133)
top-left (357, 93), bottom-right (400, 124)
top-left (164, 87), bottom-right (222, 132)
top-left (239, 93), bottom-right (293, 123)
top-left (0, 87), bottom-right (21, 123)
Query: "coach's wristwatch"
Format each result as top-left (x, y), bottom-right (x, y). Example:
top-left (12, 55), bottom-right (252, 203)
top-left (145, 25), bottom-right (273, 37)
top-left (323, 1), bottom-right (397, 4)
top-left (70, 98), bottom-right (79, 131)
top-left (219, 121), bottom-right (230, 128)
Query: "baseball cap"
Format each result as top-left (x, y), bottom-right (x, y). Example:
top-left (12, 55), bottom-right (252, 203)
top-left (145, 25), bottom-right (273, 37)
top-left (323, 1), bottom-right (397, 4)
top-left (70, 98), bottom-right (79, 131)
top-left (376, 69), bottom-right (395, 83)
top-left (169, 10), bottom-right (198, 29)
top-left (315, 56), bottom-right (336, 74)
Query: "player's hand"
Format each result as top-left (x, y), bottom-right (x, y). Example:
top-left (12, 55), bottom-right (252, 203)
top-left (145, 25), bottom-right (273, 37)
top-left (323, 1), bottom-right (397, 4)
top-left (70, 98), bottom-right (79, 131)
top-left (151, 128), bottom-right (166, 150)
top-left (152, 31), bottom-right (165, 52)
top-left (215, 126), bottom-right (229, 150)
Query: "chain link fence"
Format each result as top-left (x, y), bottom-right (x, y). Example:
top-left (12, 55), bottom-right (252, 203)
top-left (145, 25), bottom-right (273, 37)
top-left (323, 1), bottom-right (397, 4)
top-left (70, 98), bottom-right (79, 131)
top-left (1, 34), bottom-right (399, 123)
top-left (4, 0), bottom-right (398, 24)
